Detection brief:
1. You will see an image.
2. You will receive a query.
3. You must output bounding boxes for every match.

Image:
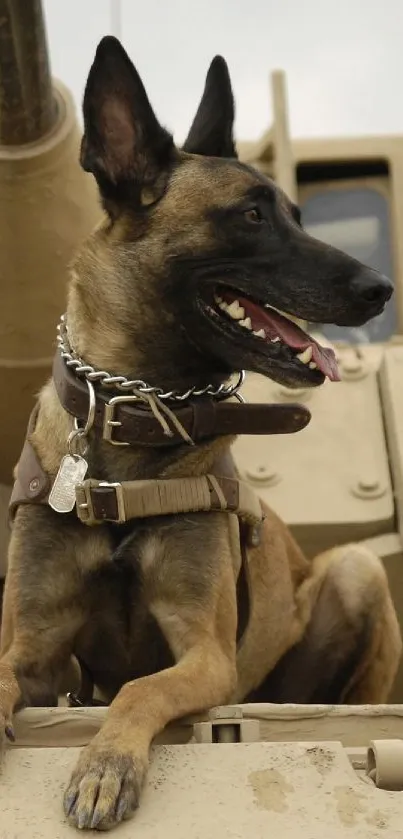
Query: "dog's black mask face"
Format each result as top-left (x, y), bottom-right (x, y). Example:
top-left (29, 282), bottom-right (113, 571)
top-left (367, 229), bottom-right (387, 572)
top-left (78, 37), bottom-right (393, 390)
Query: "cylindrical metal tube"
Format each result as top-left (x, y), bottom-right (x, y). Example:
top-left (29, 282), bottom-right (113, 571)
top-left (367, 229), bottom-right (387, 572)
top-left (0, 80), bottom-right (101, 483)
top-left (0, 0), bottom-right (57, 145)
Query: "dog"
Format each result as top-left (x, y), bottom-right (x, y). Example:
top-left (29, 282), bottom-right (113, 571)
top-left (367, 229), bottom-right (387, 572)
top-left (0, 35), bottom-right (401, 831)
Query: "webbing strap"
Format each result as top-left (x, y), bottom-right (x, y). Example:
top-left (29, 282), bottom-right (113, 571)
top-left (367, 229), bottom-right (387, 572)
top-left (75, 474), bottom-right (263, 527)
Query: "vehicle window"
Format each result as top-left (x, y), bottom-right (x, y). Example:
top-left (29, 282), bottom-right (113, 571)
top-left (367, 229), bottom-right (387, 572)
top-left (301, 187), bottom-right (396, 343)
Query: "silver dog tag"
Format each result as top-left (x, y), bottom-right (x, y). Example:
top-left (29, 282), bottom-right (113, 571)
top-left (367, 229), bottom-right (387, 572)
top-left (48, 455), bottom-right (88, 513)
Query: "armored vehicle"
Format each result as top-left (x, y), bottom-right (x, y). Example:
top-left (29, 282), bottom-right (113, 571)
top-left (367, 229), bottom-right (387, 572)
top-left (235, 70), bottom-right (403, 702)
top-left (2, 4), bottom-right (403, 835)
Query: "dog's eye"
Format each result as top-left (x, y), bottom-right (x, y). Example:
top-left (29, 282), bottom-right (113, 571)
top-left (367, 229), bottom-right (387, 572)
top-left (244, 207), bottom-right (263, 224)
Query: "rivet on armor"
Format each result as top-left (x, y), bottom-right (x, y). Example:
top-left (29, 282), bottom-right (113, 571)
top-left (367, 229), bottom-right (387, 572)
top-left (245, 466), bottom-right (280, 486)
top-left (351, 476), bottom-right (386, 500)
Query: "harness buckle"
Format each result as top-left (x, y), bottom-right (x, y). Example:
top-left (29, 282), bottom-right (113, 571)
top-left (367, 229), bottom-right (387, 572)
top-left (75, 480), bottom-right (126, 525)
top-left (103, 395), bottom-right (140, 446)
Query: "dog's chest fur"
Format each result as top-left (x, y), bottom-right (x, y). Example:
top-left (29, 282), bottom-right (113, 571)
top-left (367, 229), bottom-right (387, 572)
top-left (72, 523), bottom-right (174, 700)
top-left (70, 506), bottom-right (235, 701)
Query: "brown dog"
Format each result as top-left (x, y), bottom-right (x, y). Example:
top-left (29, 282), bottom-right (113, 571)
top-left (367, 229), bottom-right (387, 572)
top-left (0, 36), bottom-right (401, 831)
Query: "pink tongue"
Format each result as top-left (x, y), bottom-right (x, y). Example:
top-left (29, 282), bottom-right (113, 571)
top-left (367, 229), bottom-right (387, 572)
top-left (224, 294), bottom-right (340, 382)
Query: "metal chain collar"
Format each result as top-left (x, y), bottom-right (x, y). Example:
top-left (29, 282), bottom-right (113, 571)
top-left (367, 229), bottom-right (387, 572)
top-left (56, 315), bottom-right (246, 403)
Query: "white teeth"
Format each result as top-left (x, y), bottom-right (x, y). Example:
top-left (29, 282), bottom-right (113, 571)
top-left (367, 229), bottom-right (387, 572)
top-left (239, 317), bottom-right (252, 330)
top-left (309, 361), bottom-right (317, 370)
top-left (226, 300), bottom-right (245, 320)
top-left (253, 328), bottom-right (266, 339)
top-left (271, 336), bottom-right (280, 343)
top-left (296, 346), bottom-right (313, 364)
top-left (215, 296), bottom-right (247, 321)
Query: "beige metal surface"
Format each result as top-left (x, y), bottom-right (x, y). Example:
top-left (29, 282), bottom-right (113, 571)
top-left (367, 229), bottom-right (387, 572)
top-left (2, 733), bottom-right (403, 837)
top-left (271, 70), bottom-right (297, 202)
top-left (379, 345), bottom-right (403, 540)
top-left (10, 703), bottom-right (403, 750)
top-left (233, 350), bottom-right (394, 559)
top-left (5, 704), bottom-right (403, 836)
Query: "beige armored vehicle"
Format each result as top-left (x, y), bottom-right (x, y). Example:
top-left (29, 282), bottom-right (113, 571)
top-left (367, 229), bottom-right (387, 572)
top-left (2, 3), bottom-right (403, 836)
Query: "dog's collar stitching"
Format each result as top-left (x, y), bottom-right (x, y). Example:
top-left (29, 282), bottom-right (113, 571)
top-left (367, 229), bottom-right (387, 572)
top-left (57, 314), bottom-right (246, 404)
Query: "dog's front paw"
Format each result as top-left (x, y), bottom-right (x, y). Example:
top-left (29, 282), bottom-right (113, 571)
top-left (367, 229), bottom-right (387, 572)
top-left (63, 741), bottom-right (148, 830)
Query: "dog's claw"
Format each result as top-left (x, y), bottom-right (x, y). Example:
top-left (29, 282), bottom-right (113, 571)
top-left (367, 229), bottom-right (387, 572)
top-left (78, 809), bottom-right (93, 831)
top-left (5, 724), bottom-right (15, 743)
top-left (0, 712), bottom-right (15, 747)
top-left (116, 785), bottom-right (138, 823)
top-left (63, 789), bottom-right (78, 818)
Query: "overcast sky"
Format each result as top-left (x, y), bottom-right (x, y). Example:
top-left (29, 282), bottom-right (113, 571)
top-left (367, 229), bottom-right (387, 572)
top-left (43, 0), bottom-right (403, 144)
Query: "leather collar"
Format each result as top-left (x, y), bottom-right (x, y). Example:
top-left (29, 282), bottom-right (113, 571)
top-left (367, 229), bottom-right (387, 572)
top-left (52, 352), bottom-right (311, 447)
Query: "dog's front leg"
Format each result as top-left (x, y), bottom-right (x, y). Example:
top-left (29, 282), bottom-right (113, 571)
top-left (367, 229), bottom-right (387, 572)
top-left (0, 506), bottom-right (111, 736)
top-left (64, 514), bottom-right (237, 831)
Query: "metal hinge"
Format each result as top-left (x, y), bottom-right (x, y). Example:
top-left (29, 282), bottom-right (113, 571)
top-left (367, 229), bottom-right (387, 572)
top-left (193, 705), bottom-right (260, 744)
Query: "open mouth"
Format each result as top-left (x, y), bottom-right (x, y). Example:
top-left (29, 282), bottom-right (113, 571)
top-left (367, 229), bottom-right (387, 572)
top-left (206, 287), bottom-right (340, 383)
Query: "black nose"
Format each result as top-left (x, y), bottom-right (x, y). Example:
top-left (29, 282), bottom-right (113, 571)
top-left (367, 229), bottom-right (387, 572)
top-left (351, 269), bottom-right (393, 305)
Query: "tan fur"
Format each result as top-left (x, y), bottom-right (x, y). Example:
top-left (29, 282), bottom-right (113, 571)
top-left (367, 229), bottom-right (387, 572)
top-left (0, 41), bottom-right (400, 830)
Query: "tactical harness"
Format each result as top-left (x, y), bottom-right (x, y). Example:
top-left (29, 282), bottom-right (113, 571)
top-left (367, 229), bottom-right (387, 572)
top-left (8, 349), bottom-right (311, 705)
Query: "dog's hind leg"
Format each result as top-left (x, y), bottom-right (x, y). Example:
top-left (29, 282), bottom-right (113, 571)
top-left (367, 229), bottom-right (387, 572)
top-left (0, 506), bottom-right (111, 737)
top-left (64, 515), bottom-right (238, 831)
top-left (247, 544), bottom-right (402, 705)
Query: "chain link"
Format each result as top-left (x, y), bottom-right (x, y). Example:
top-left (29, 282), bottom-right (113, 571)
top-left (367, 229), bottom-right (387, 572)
top-left (56, 315), bottom-right (245, 403)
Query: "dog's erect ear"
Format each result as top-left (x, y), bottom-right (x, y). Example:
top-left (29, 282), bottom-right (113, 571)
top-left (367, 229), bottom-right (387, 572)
top-left (80, 36), bottom-right (176, 207)
top-left (183, 56), bottom-right (237, 159)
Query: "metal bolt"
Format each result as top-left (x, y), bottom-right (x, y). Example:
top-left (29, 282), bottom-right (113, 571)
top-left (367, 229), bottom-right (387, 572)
top-left (351, 475), bottom-right (386, 500)
top-left (245, 466), bottom-right (279, 485)
top-left (340, 348), bottom-right (367, 378)
top-left (358, 477), bottom-right (380, 492)
top-left (278, 386), bottom-right (307, 398)
top-left (29, 478), bottom-right (40, 493)
top-left (343, 358), bottom-right (361, 373)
